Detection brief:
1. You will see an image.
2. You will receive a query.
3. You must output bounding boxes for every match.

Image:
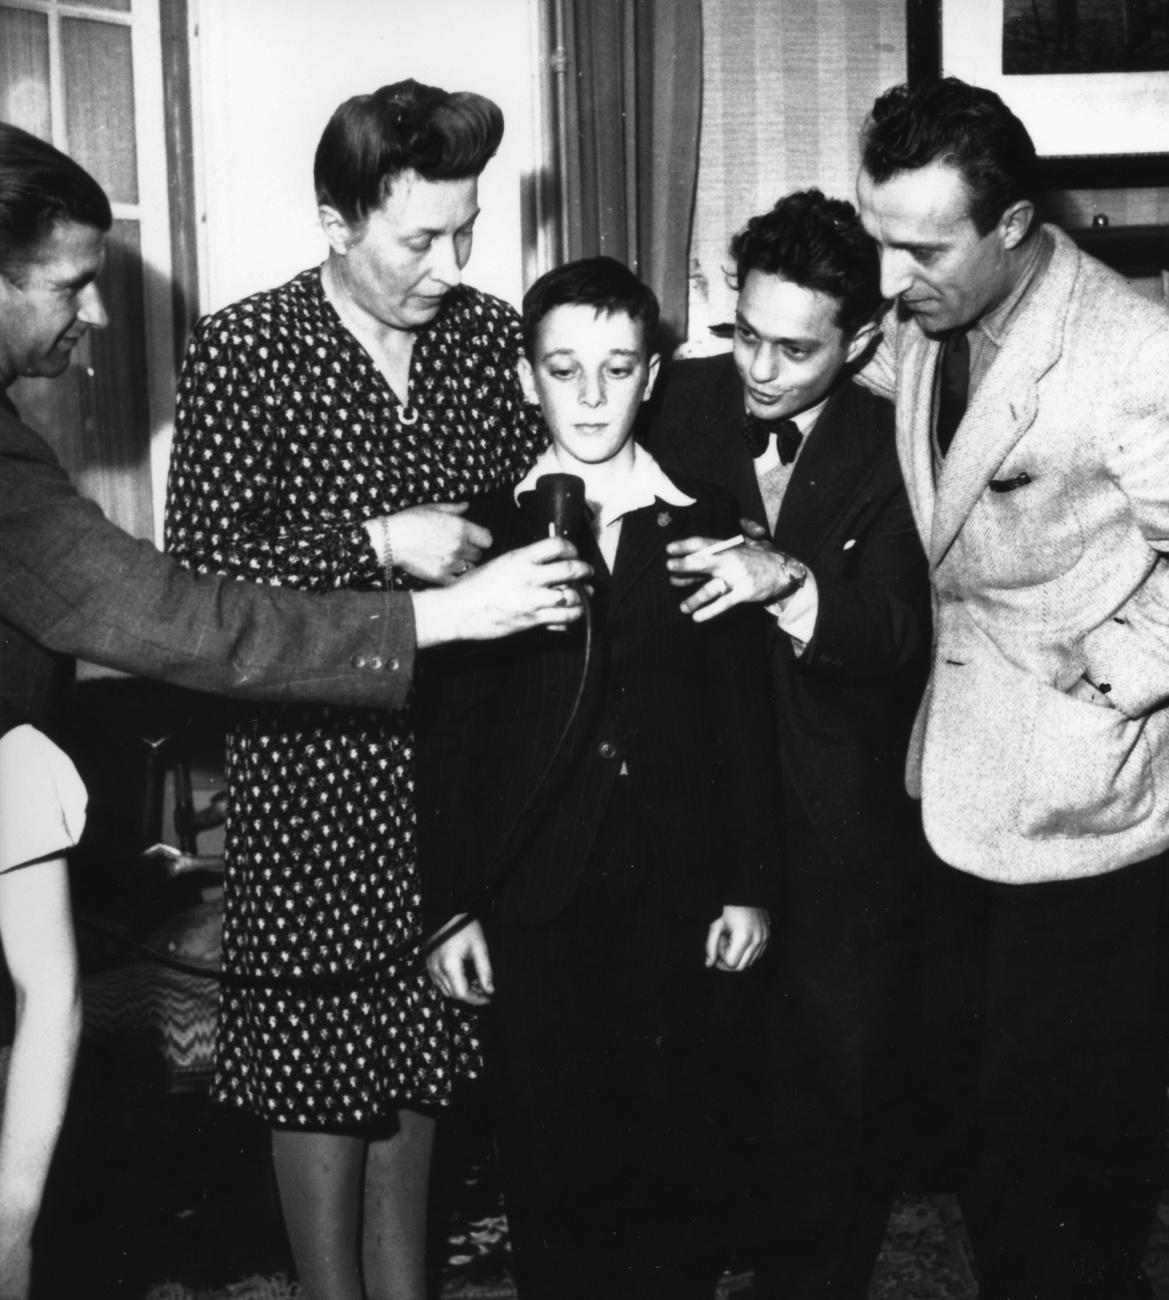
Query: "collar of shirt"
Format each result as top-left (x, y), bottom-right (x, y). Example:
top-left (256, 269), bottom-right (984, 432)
top-left (750, 391), bottom-right (831, 474)
top-left (514, 442), bottom-right (695, 528)
top-left (967, 226), bottom-right (1053, 393)
top-left (516, 443), bottom-right (695, 569)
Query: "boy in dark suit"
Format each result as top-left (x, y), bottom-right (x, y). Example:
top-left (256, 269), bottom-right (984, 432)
top-left (418, 257), bottom-right (781, 1300)
top-left (647, 191), bottom-right (930, 1298)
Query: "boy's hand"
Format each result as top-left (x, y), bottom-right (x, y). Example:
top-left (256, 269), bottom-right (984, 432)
top-left (705, 905), bottom-right (770, 972)
top-left (427, 915), bottom-right (494, 1005)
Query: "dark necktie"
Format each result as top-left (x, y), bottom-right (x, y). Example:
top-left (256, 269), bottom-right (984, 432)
top-left (936, 329), bottom-right (969, 456)
top-left (741, 414), bottom-right (802, 464)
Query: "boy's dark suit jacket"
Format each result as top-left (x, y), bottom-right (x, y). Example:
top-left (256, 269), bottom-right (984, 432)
top-left (416, 472), bottom-right (782, 928)
top-left (645, 357), bottom-right (928, 900)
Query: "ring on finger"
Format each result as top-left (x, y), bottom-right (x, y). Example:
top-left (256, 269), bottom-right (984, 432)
top-left (556, 587), bottom-right (571, 608)
top-left (714, 577), bottom-right (731, 598)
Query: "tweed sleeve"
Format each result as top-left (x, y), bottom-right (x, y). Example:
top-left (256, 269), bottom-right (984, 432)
top-left (1079, 319), bottom-right (1169, 718)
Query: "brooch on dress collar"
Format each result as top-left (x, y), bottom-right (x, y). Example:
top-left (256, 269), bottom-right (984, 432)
top-left (657, 511), bottom-right (672, 528)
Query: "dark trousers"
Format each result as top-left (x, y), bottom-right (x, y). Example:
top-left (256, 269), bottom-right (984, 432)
top-left (481, 787), bottom-right (748, 1300)
top-left (751, 805), bottom-right (926, 1299)
top-left (920, 848), bottom-right (1169, 1300)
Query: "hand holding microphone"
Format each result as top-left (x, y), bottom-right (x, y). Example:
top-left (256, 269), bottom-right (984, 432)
top-left (413, 473), bottom-right (591, 644)
top-left (535, 472), bottom-right (588, 630)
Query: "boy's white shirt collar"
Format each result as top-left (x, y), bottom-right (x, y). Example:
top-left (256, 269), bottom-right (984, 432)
top-left (515, 443), bottom-right (695, 532)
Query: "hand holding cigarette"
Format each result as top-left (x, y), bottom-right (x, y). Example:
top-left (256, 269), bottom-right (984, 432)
top-left (665, 528), bottom-right (809, 622)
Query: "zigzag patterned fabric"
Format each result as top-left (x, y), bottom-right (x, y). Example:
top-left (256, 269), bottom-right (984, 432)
top-left (82, 899), bottom-right (222, 1090)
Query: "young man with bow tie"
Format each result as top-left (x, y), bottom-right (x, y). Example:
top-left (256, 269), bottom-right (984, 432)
top-left (646, 189), bottom-right (930, 1298)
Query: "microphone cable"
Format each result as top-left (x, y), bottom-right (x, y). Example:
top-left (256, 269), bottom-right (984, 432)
top-left (78, 497), bottom-right (594, 994)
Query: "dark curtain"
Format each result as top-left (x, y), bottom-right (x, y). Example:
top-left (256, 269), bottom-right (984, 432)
top-left (557, 0), bottom-right (703, 350)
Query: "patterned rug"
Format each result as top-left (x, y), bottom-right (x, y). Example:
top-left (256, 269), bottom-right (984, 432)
top-left (144, 1190), bottom-right (1169, 1299)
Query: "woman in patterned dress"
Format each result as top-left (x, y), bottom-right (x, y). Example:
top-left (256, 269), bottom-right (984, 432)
top-left (165, 81), bottom-right (555, 1300)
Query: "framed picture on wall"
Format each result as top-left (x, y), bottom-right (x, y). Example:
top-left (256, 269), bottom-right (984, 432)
top-left (905, 0), bottom-right (1169, 187)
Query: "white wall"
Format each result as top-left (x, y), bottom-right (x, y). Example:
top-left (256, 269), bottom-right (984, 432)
top-left (687, 0), bottom-right (907, 349)
top-left (191, 0), bottom-right (540, 316)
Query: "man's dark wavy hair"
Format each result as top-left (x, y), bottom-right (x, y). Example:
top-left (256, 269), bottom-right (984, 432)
top-left (521, 256), bottom-right (661, 360)
top-left (860, 77), bottom-right (1038, 236)
top-left (0, 122), bottom-right (111, 281)
top-left (314, 79), bottom-right (503, 227)
top-left (729, 189), bottom-right (882, 338)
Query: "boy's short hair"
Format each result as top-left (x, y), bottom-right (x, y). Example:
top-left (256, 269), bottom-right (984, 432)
top-left (521, 256), bottom-right (660, 359)
top-left (729, 189), bottom-right (881, 338)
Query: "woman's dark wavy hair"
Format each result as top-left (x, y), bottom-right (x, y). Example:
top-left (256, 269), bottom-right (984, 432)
top-left (0, 122), bottom-right (111, 280)
top-left (860, 78), bottom-right (1038, 236)
top-left (729, 189), bottom-right (882, 338)
top-left (314, 79), bottom-right (503, 227)
top-left (521, 256), bottom-right (660, 360)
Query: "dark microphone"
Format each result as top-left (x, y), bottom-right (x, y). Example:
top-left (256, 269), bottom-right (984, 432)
top-left (534, 473), bottom-right (586, 539)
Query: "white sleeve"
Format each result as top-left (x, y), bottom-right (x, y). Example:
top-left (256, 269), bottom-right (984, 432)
top-left (0, 725), bottom-right (88, 872)
top-left (767, 571), bottom-right (819, 657)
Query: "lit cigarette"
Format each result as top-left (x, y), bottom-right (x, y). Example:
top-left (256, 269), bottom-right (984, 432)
top-left (693, 534), bottom-right (745, 560)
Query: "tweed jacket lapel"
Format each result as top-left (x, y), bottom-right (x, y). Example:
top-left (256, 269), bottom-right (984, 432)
top-left (900, 228), bottom-right (1078, 569)
top-left (773, 381), bottom-right (875, 561)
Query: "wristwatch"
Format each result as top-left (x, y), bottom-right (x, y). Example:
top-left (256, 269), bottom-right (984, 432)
top-left (781, 558), bottom-right (809, 598)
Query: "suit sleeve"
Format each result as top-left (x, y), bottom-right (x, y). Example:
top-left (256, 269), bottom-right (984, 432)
top-left (853, 311), bottom-right (898, 401)
top-left (698, 494), bottom-right (784, 907)
top-left (414, 500), bottom-right (506, 925)
top-left (0, 415), bottom-right (416, 707)
top-left (801, 468), bottom-right (929, 683)
top-left (414, 641), bottom-right (496, 926)
top-left (1079, 322), bottom-right (1169, 719)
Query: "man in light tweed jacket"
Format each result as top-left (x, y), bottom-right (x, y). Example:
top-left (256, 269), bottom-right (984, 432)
top-left (857, 78), bottom-right (1169, 1300)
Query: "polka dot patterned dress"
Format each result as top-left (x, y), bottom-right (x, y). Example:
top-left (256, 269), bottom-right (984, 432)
top-left (165, 269), bottom-right (544, 1130)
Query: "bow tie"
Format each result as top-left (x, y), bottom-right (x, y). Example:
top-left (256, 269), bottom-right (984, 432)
top-left (740, 414), bottom-right (803, 463)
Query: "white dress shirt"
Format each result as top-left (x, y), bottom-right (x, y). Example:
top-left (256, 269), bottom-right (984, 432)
top-left (0, 725), bottom-right (88, 872)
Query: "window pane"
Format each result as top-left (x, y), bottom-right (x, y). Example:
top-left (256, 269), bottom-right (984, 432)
top-left (63, 16), bottom-right (139, 204)
top-left (0, 7), bottom-right (51, 138)
top-left (69, 0), bottom-right (132, 12)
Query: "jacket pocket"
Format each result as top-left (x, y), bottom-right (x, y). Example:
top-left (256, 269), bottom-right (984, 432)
top-left (1017, 683), bottom-right (1153, 838)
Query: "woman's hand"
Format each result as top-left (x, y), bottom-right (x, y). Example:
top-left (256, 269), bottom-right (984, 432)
top-left (383, 502), bottom-right (493, 585)
top-left (427, 916), bottom-right (494, 1006)
top-left (705, 905), bottom-right (770, 972)
top-left (412, 537), bottom-right (592, 646)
